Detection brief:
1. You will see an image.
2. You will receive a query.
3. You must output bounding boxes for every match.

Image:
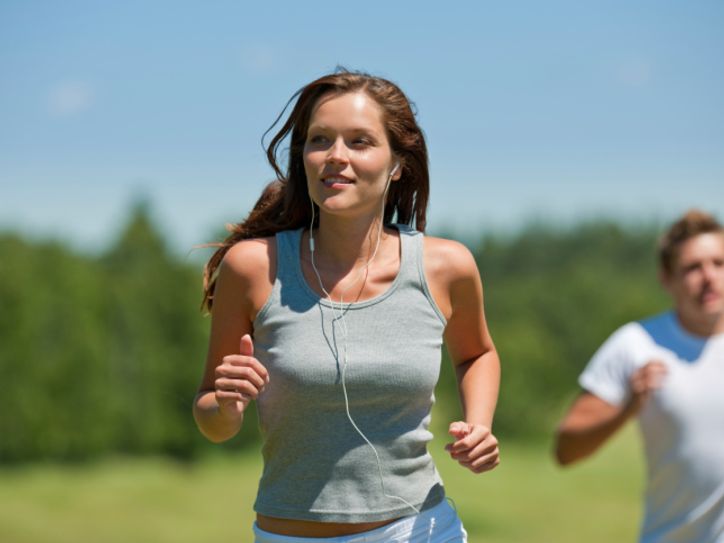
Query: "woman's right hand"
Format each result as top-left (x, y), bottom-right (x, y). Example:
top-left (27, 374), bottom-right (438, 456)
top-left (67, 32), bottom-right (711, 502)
top-left (214, 334), bottom-right (269, 419)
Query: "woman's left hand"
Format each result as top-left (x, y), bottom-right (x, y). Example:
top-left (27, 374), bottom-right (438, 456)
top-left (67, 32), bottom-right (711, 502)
top-left (445, 421), bottom-right (500, 474)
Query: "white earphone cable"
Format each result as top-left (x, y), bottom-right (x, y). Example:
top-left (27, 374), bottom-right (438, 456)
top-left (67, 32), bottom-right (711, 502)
top-left (308, 167), bottom-right (420, 515)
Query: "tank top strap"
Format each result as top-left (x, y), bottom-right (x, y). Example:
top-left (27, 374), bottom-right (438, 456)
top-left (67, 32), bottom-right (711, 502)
top-left (274, 228), bottom-right (304, 285)
top-left (395, 223), bottom-right (425, 289)
top-left (275, 225), bottom-right (427, 301)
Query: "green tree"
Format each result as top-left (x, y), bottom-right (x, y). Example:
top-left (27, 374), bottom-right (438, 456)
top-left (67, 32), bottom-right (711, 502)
top-left (0, 209), bottom-right (673, 463)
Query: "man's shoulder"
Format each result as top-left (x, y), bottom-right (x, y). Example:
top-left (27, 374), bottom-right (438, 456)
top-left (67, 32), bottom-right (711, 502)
top-left (579, 312), bottom-right (676, 406)
top-left (637, 311), bottom-right (675, 333)
top-left (586, 315), bottom-right (667, 369)
top-left (605, 317), bottom-right (659, 348)
top-left (601, 311), bottom-right (672, 345)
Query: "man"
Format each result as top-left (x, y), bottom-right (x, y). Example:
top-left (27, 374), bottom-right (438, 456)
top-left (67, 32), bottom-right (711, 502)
top-left (554, 209), bottom-right (724, 543)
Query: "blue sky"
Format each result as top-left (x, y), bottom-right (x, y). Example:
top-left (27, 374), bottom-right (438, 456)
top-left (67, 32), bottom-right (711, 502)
top-left (1, 1), bottom-right (723, 253)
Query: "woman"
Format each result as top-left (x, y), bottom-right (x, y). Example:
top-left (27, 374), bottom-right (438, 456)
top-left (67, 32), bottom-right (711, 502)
top-left (194, 70), bottom-right (500, 542)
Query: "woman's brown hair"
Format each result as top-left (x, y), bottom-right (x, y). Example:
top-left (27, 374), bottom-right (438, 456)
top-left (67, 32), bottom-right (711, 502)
top-left (202, 69), bottom-right (430, 311)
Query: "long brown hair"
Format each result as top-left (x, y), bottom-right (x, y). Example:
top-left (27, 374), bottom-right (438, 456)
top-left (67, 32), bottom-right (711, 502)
top-left (202, 69), bottom-right (430, 311)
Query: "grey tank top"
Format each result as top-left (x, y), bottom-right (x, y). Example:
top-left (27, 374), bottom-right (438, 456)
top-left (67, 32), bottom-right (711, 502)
top-left (252, 225), bottom-right (447, 523)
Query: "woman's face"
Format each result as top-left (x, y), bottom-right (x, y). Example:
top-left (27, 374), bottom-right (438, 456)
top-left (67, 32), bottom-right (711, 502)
top-left (303, 91), bottom-right (401, 220)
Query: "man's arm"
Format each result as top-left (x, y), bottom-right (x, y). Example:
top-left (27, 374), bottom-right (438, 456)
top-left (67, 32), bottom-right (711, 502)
top-left (554, 361), bottom-right (667, 465)
top-left (554, 392), bottom-right (636, 465)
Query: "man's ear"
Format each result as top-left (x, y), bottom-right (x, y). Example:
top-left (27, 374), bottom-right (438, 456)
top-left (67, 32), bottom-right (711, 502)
top-left (658, 267), bottom-right (673, 294)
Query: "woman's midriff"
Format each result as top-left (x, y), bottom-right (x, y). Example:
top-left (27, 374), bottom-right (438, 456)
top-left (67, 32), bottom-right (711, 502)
top-left (256, 514), bottom-right (400, 537)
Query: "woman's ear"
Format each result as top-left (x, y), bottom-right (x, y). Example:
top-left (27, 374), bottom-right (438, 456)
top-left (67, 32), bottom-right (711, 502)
top-left (390, 159), bottom-right (403, 181)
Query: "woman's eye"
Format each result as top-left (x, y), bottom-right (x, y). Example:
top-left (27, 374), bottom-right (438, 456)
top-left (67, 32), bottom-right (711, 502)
top-left (308, 134), bottom-right (328, 144)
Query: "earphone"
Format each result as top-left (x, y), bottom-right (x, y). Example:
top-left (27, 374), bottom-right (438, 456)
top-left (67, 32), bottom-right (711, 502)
top-left (307, 163), bottom-right (420, 515)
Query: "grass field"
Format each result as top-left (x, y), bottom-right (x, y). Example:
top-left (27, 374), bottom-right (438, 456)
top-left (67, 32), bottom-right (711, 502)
top-left (0, 427), bottom-right (644, 543)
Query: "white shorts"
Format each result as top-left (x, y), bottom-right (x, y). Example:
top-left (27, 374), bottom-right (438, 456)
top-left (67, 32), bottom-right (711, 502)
top-left (252, 499), bottom-right (467, 543)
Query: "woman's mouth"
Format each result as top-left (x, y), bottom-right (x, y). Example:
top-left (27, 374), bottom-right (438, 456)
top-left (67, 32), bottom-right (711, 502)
top-left (322, 176), bottom-right (354, 188)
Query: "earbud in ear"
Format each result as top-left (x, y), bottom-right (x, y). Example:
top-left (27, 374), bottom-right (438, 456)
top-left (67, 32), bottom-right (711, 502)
top-left (390, 162), bottom-right (400, 177)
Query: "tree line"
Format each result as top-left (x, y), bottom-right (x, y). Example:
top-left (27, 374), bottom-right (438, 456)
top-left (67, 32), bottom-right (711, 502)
top-left (0, 204), bottom-right (669, 463)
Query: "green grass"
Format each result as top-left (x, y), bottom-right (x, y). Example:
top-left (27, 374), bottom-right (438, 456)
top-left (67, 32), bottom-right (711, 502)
top-left (438, 427), bottom-right (644, 542)
top-left (0, 427), bottom-right (644, 543)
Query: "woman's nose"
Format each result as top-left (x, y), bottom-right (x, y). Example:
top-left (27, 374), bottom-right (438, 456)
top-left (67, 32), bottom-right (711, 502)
top-left (326, 138), bottom-right (348, 164)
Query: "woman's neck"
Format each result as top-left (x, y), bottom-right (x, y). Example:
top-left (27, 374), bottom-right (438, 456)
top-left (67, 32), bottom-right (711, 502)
top-left (309, 213), bottom-right (388, 272)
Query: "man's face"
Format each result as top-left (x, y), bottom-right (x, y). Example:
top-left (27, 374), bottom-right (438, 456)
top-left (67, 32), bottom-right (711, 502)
top-left (662, 232), bottom-right (724, 324)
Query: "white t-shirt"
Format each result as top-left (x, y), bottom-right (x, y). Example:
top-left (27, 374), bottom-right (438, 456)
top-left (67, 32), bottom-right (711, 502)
top-left (579, 311), bottom-right (724, 543)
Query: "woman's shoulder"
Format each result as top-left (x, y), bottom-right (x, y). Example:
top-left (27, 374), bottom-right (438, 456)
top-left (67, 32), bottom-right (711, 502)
top-left (420, 236), bottom-right (482, 320)
top-left (212, 236), bottom-right (277, 317)
top-left (422, 235), bottom-right (479, 282)
top-left (220, 236), bottom-right (276, 285)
